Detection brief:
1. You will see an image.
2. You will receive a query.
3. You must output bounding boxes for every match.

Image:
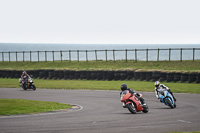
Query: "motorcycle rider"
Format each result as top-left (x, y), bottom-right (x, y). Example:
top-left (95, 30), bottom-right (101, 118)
top-left (21, 71), bottom-right (30, 88)
top-left (154, 81), bottom-right (177, 102)
top-left (120, 83), bottom-right (145, 107)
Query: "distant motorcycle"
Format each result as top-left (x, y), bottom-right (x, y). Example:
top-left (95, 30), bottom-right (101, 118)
top-left (19, 76), bottom-right (36, 90)
top-left (158, 89), bottom-right (176, 108)
top-left (120, 90), bottom-right (149, 114)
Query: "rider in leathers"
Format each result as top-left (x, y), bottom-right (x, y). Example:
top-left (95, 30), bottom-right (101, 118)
top-left (21, 71), bottom-right (30, 88)
top-left (154, 81), bottom-right (176, 102)
top-left (120, 84), bottom-right (145, 107)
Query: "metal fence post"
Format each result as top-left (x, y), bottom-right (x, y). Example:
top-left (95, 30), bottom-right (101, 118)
top-left (69, 50), bottom-right (71, 62)
top-left (193, 48), bottom-right (195, 61)
top-left (105, 50), bottom-right (107, 62)
top-left (29, 51), bottom-right (31, 62)
top-left (53, 51), bottom-right (54, 62)
top-left (16, 51), bottom-right (18, 62)
top-left (85, 50), bottom-right (88, 62)
top-left (23, 51), bottom-right (25, 62)
top-left (44, 51), bottom-right (47, 62)
top-left (2, 52), bottom-right (4, 62)
top-left (180, 48), bottom-right (182, 62)
top-left (77, 50), bottom-right (79, 62)
top-left (9, 52), bottom-right (10, 62)
top-left (60, 51), bottom-right (63, 62)
top-left (135, 49), bottom-right (137, 62)
top-left (146, 49), bottom-right (148, 62)
top-left (38, 51), bottom-right (39, 62)
top-left (113, 49), bottom-right (115, 62)
top-left (157, 48), bottom-right (159, 61)
top-left (169, 48), bottom-right (171, 61)
top-left (125, 49), bottom-right (127, 62)
top-left (95, 50), bottom-right (97, 61)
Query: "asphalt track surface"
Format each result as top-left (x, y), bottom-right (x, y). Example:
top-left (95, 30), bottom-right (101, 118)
top-left (0, 88), bottom-right (200, 133)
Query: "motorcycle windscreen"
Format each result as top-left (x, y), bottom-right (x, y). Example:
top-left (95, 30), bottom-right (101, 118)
top-left (121, 90), bottom-right (131, 102)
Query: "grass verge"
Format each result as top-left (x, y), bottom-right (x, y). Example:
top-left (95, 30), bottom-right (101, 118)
top-left (0, 60), bottom-right (200, 72)
top-left (0, 99), bottom-right (72, 115)
top-left (0, 78), bottom-right (200, 94)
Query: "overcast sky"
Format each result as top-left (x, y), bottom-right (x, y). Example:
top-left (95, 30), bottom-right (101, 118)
top-left (0, 0), bottom-right (200, 44)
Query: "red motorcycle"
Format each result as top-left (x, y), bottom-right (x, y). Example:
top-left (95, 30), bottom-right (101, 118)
top-left (120, 90), bottom-right (149, 114)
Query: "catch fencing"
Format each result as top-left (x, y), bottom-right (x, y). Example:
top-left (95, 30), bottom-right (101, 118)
top-left (0, 48), bottom-right (200, 62)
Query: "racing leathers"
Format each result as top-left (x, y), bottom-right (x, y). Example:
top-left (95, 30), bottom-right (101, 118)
top-left (21, 73), bottom-right (30, 88)
top-left (155, 84), bottom-right (176, 101)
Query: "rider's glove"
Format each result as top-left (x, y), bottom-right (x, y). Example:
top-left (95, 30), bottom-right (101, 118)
top-left (136, 93), bottom-right (140, 97)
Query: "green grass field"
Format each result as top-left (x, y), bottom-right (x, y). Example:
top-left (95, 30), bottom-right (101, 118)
top-left (0, 99), bottom-right (72, 115)
top-left (0, 60), bottom-right (200, 72)
top-left (0, 78), bottom-right (199, 94)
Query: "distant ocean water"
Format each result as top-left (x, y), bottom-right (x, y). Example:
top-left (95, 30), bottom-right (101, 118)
top-left (0, 43), bottom-right (200, 61)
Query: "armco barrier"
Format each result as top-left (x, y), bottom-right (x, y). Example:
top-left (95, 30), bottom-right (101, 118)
top-left (0, 70), bottom-right (199, 83)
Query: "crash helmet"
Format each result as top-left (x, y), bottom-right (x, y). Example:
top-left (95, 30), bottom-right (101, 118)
top-left (121, 84), bottom-right (127, 91)
top-left (22, 71), bottom-right (27, 75)
top-left (155, 81), bottom-right (160, 87)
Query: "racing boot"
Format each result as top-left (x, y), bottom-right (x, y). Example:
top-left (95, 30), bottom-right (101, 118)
top-left (122, 102), bottom-right (127, 108)
top-left (139, 97), bottom-right (146, 107)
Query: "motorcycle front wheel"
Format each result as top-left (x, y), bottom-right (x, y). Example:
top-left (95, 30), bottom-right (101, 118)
top-left (142, 103), bottom-right (149, 113)
top-left (127, 102), bottom-right (137, 114)
top-left (32, 84), bottom-right (36, 90)
top-left (166, 98), bottom-right (174, 109)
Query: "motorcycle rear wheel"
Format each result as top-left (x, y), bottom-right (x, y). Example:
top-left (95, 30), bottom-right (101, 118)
top-left (127, 103), bottom-right (137, 114)
top-left (22, 86), bottom-right (27, 90)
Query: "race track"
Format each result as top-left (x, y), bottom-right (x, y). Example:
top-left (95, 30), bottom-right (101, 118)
top-left (0, 88), bottom-right (200, 133)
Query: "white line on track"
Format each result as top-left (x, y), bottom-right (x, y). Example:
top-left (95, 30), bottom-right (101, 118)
top-left (177, 120), bottom-right (191, 123)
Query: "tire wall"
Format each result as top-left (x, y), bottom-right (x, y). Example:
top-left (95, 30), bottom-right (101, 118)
top-left (0, 70), bottom-right (199, 83)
